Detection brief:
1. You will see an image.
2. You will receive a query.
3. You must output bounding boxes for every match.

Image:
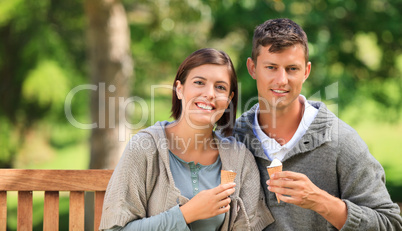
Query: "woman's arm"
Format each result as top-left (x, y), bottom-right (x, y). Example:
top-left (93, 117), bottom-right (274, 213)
top-left (105, 205), bottom-right (189, 231)
top-left (100, 133), bottom-right (157, 229)
top-left (104, 184), bottom-right (236, 231)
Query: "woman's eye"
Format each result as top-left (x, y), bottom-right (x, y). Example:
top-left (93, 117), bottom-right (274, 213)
top-left (194, 81), bottom-right (203, 85)
top-left (216, 85), bottom-right (227, 91)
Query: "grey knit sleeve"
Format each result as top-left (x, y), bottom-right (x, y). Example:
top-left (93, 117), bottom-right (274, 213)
top-left (336, 132), bottom-right (402, 231)
top-left (99, 133), bottom-right (157, 229)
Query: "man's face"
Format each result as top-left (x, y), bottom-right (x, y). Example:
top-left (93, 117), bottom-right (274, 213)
top-left (247, 44), bottom-right (311, 112)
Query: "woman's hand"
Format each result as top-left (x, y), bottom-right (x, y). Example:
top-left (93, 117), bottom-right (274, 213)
top-left (180, 183), bottom-right (236, 224)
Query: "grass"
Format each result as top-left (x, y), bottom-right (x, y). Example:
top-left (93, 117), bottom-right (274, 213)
top-left (350, 121), bottom-right (402, 202)
top-left (353, 122), bottom-right (402, 181)
top-left (18, 142), bottom-right (89, 170)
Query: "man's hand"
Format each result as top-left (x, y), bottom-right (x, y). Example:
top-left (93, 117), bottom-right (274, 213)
top-left (180, 183), bottom-right (235, 224)
top-left (267, 171), bottom-right (347, 230)
top-left (267, 171), bottom-right (324, 210)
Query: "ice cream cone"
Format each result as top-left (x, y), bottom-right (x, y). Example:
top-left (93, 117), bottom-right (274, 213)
top-left (267, 165), bottom-right (282, 203)
top-left (220, 170), bottom-right (237, 184)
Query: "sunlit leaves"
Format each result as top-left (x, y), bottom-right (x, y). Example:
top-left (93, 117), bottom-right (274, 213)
top-left (0, 0), bottom-right (23, 26)
top-left (22, 60), bottom-right (70, 109)
top-left (354, 32), bottom-right (382, 71)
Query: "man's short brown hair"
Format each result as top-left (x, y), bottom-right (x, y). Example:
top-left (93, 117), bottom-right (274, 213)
top-left (251, 18), bottom-right (309, 65)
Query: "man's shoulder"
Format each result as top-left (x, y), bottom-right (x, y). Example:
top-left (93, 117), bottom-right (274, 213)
top-left (308, 100), bottom-right (367, 149)
top-left (308, 100), bottom-right (356, 134)
top-left (234, 103), bottom-right (258, 131)
top-left (237, 104), bottom-right (258, 121)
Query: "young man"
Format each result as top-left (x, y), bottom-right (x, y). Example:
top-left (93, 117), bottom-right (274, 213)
top-left (233, 18), bottom-right (402, 230)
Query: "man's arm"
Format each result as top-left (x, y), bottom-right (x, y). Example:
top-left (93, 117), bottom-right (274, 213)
top-left (267, 164), bottom-right (402, 231)
top-left (267, 171), bottom-right (347, 229)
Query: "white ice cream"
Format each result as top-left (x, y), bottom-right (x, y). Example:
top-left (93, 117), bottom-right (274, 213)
top-left (268, 158), bottom-right (282, 168)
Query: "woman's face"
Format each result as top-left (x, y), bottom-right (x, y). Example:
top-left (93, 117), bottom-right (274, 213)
top-left (176, 64), bottom-right (234, 129)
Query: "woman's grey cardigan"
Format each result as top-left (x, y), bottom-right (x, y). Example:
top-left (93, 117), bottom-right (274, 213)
top-left (100, 121), bottom-right (274, 230)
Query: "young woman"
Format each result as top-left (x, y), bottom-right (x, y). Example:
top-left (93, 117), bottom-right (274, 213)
top-left (99, 48), bottom-right (273, 231)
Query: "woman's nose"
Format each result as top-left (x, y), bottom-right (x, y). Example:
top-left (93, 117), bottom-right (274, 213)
top-left (204, 84), bottom-right (215, 100)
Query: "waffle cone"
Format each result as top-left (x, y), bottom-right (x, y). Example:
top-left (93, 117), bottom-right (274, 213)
top-left (220, 170), bottom-right (237, 184)
top-left (267, 165), bottom-right (282, 203)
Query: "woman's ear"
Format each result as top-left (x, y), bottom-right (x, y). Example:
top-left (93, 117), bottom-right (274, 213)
top-left (229, 91), bottom-right (234, 103)
top-left (176, 80), bottom-right (183, 100)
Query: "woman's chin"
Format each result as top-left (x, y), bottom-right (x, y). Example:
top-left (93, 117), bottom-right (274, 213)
top-left (185, 118), bottom-right (216, 129)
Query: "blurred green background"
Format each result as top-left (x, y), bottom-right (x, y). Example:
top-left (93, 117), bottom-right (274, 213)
top-left (1, 0), bottom-right (401, 230)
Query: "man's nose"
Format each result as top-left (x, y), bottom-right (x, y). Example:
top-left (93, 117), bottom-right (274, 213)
top-left (274, 68), bottom-right (288, 85)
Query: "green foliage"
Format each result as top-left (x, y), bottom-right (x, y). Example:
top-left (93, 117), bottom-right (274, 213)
top-left (0, 0), bottom-right (22, 26)
top-left (0, 117), bottom-right (17, 167)
top-left (22, 60), bottom-right (70, 108)
top-left (0, 0), bottom-right (86, 167)
top-left (125, 1), bottom-right (214, 97)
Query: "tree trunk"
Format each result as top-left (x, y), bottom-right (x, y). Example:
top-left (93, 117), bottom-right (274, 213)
top-left (84, 0), bottom-right (133, 170)
top-left (84, 1), bottom-right (132, 229)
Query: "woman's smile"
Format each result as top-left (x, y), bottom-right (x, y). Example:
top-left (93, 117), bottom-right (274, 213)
top-left (195, 102), bottom-right (215, 111)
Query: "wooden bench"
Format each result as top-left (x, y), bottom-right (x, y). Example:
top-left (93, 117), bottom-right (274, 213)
top-left (0, 169), bottom-right (113, 231)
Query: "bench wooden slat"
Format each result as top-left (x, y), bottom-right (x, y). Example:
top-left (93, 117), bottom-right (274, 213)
top-left (0, 191), bottom-right (6, 231)
top-left (94, 191), bottom-right (106, 230)
top-left (18, 191), bottom-right (33, 231)
top-left (70, 191), bottom-right (85, 231)
top-left (44, 191), bottom-right (59, 231)
top-left (0, 169), bottom-right (113, 191)
top-left (0, 169), bottom-right (113, 230)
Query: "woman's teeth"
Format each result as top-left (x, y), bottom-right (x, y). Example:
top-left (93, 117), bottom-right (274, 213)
top-left (197, 103), bottom-right (213, 110)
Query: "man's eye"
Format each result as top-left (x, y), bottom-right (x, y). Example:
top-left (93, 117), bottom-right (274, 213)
top-left (266, 66), bottom-right (274, 70)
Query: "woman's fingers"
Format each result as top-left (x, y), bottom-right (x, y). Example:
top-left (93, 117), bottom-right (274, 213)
top-left (217, 187), bottom-right (235, 200)
top-left (218, 204), bottom-right (231, 213)
top-left (217, 196), bottom-right (231, 207)
top-left (213, 183), bottom-right (236, 193)
top-left (210, 183), bottom-right (235, 201)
